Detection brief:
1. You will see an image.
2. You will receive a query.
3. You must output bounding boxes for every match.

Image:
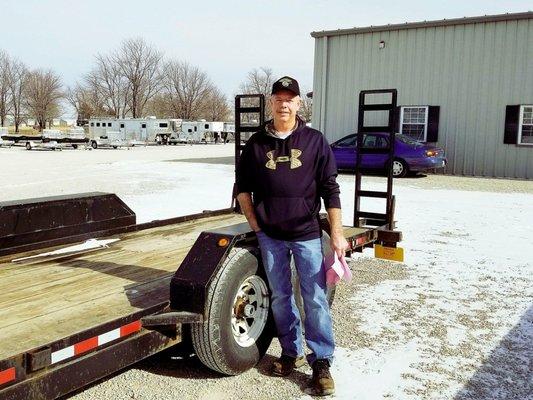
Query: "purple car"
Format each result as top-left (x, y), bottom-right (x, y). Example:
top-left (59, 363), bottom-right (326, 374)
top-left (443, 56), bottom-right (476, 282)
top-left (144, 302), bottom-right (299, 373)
top-left (331, 132), bottom-right (447, 177)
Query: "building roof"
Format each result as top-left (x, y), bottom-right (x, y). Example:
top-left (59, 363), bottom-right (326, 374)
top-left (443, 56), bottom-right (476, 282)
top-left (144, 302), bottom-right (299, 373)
top-left (310, 11), bottom-right (533, 38)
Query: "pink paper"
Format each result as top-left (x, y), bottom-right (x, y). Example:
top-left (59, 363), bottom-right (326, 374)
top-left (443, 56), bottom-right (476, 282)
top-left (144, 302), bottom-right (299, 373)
top-left (325, 252), bottom-right (352, 286)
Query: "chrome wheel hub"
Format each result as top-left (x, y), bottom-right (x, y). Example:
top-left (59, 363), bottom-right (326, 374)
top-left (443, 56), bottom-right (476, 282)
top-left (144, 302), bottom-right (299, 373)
top-left (231, 275), bottom-right (269, 348)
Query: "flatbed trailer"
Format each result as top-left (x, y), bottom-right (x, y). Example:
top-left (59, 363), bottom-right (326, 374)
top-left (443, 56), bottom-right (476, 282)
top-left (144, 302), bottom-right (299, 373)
top-left (0, 92), bottom-right (402, 400)
top-left (1, 134), bottom-right (89, 150)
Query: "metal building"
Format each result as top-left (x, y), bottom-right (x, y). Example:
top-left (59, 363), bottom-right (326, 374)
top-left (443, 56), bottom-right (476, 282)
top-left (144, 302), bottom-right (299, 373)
top-left (311, 12), bottom-right (533, 179)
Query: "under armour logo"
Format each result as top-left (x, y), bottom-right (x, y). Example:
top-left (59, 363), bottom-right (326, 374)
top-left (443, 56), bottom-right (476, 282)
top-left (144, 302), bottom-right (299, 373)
top-left (265, 149), bottom-right (302, 170)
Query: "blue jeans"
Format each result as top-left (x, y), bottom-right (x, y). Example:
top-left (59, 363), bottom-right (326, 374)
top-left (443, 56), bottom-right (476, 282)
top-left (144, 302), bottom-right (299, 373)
top-left (256, 231), bottom-right (335, 365)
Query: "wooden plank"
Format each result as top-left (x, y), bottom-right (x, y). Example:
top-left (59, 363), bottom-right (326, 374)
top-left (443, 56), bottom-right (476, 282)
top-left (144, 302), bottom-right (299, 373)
top-left (0, 213), bottom-right (246, 361)
top-left (342, 226), bottom-right (369, 237)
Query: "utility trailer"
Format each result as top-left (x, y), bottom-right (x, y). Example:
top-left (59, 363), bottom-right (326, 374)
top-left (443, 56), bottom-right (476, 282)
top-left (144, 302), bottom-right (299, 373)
top-left (0, 92), bottom-right (402, 400)
top-left (2, 129), bottom-right (89, 151)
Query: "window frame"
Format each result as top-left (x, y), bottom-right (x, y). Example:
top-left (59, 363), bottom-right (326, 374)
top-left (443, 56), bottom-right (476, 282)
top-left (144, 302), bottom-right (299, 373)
top-left (400, 106), bottom-right (429, 142)
top-left (517, 105), bottom-right (533, 146)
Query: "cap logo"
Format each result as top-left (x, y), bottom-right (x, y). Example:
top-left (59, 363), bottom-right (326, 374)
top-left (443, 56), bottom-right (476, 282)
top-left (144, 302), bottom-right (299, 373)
top-left (279, 78), bottom-right (292, 87)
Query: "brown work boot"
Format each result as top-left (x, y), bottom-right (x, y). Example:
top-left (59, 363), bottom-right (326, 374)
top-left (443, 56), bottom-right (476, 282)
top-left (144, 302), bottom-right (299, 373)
top-left (271, 354), bottom-right (306, 376)
top-left (305, 359), bottom-right (335, 396)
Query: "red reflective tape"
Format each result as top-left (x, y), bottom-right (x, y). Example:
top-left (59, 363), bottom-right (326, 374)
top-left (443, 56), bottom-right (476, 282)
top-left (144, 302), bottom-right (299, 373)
top-left (356, 237), bottom-right (365, 245)
top-left (74, 337), bottom-right (98, 355)
top-left (120, 320), bottom-right (141, 337)
top-left (0, 367), bottom-right (16, 385)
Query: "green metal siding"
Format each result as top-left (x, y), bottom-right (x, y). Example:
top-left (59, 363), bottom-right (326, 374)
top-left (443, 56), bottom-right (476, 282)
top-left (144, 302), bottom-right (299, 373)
top-left (312, 18), bottom-right (533, 179)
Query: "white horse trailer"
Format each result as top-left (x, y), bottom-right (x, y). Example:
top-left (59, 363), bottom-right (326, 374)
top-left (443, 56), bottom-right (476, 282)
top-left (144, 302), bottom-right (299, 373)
top-left (88, 118), bottom-right (180, 145)
top-left (175, 121), bottom-right (228, 144)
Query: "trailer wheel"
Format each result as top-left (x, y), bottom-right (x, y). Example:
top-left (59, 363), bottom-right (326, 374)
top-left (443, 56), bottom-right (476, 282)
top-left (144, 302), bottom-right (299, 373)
top-left (25, 142), bottom-right (32, 150)
top-left (72, 144), bottom-right (78, 149)
top-left (191, 247), bottom-right (274, 375)
top-left (91, 141), bottom-right (98, 149)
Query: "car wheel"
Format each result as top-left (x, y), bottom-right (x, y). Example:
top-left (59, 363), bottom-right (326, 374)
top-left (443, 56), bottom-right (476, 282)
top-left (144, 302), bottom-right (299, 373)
top-left (191, 247), bottom-right (274, 375)
top-left (91, 141), bottom-right (98, 149)
top-left (392, 159), bottom-right (408, 178)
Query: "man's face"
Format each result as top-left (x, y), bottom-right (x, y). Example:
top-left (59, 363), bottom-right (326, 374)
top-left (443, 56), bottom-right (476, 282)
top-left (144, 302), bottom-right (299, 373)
top-left (270, 90), bottom-right (301, 124)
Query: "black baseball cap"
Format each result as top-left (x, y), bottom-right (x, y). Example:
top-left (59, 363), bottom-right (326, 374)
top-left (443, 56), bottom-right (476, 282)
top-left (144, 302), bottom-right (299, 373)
top-left (271, 76), bottom-right (300, 96)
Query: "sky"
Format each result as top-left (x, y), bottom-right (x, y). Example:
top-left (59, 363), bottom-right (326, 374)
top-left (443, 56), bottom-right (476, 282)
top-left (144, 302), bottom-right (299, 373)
top-left (1, 0), bottom-right (531, 117)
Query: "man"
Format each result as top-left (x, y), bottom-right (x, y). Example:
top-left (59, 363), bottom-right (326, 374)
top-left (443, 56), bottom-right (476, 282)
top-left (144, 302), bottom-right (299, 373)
top-left (236, 76), bottom-right (349, 396)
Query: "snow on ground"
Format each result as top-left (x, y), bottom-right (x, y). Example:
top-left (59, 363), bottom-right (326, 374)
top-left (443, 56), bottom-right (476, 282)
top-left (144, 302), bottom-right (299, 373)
top-left (1, 145), bottom-right (531, 399)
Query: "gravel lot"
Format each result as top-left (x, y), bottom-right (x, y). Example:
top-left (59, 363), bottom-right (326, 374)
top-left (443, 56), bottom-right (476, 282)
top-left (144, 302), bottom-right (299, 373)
top-left (1, 145), bottom-right (531, 400)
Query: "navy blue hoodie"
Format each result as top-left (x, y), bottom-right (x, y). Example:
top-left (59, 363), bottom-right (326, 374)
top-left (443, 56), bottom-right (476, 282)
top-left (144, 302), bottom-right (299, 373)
top-left (236, 119), bottom-right (341, 241)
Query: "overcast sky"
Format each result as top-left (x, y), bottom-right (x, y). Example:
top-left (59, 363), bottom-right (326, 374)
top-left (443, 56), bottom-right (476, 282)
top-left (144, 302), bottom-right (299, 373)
top-left (1, 0), bottom-right (530, 116)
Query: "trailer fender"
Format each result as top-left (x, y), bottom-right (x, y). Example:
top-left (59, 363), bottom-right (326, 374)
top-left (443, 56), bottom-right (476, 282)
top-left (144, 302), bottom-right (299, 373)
top-left (169, 222), bottom-right (254, 316)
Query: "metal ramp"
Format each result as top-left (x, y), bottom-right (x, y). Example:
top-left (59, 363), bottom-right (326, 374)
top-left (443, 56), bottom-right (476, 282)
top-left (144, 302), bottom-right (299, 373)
top-left (354, 89), bottom-right (398, 230)
top-left (232, 94), bottom-right (265, 210)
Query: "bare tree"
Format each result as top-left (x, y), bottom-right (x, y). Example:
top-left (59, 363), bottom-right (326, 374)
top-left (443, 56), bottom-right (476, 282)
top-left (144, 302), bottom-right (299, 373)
top-left (163, 60), bottom-right (214, 120)
top-left (116, 38), bottom-right (163, 118)
top-left (24, 69), bottom-right (63, 131)
top-left (144, 93), bottom-right (171, 118)
top-left (200, 87), bottom-right (230, 121)
top-left (0, 51), bottom-right (12, 126)
top-left (238, 67), bottom-right (275, 118)
top-left (84, 53), bottom-right (130, 118)
top-left (299, 89), bottom-right (312, 122)
top-left (6, 57), bottom-right (28, 132)
top-left (66, 83), bottom-right (102, 123)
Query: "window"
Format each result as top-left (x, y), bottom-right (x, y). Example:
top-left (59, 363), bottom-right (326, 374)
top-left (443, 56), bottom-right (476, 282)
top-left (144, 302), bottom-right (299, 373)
top-left (96, 122), bottom-right (100, 127)
top-left (400, 106), bottom-right (428, 141)
top-left (194, 126), bottom-right (197, 132)
top-left (108, 123), bottom-right (112, 127)
top-left (518, 105), bottom-right (533, 145)
top-left (188, 128), bottom-right (192, 133)
top-left (120, 123), bottom-right (125, 128)
top-left (334, 135), bottom-right (357, 148)
top-left (205, 124), bottom-right (209, 129)
top-left (141, 124), bottom-right (147, 129)
top-left (363, 134), bottom-right (389, 148)
top-left (159, 123), bottom-right (168, 128)
top-left (90, 122), bottom-right (94, 127)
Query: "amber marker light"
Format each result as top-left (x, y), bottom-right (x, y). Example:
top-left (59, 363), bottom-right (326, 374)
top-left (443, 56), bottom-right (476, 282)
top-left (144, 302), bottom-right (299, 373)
top-left (218, 238), bottom-right (229, 247)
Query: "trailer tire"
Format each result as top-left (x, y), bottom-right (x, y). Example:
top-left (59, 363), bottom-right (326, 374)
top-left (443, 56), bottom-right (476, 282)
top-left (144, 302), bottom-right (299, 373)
top-left (191, 247), bottom-right (274, 375)
top-left (25, 142), bottom-right (31, 150)
top-left (72, 144), bottom-right (78, 149)
top-left (91, 141), bottom-right (97, 149)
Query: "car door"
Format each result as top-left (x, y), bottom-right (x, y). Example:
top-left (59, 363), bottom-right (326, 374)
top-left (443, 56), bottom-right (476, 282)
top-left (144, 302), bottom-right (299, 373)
top-left (331, 135), bottom-right (357, 169)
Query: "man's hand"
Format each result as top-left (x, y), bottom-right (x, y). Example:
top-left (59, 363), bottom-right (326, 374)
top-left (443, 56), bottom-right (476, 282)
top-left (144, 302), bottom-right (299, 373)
top-left (330, 231), bottom-right (350, 258)
top-left (327, 208), bottom-right (349, 258)
top-left (236, 192), bottom-right (261, 232)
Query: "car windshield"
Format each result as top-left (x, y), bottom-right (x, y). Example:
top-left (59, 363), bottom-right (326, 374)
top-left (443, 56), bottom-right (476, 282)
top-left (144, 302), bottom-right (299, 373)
top-left (397, 134), bottom-right (423, 145)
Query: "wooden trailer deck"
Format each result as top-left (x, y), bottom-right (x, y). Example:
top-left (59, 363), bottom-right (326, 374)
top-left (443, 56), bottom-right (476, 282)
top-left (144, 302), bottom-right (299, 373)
top-left (0, 212), bottom-right (246, 362)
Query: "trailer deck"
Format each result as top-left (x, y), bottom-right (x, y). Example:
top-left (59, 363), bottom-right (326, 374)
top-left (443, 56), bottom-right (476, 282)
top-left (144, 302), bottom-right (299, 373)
top-left (0, 212), bottom-right (246, 362)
